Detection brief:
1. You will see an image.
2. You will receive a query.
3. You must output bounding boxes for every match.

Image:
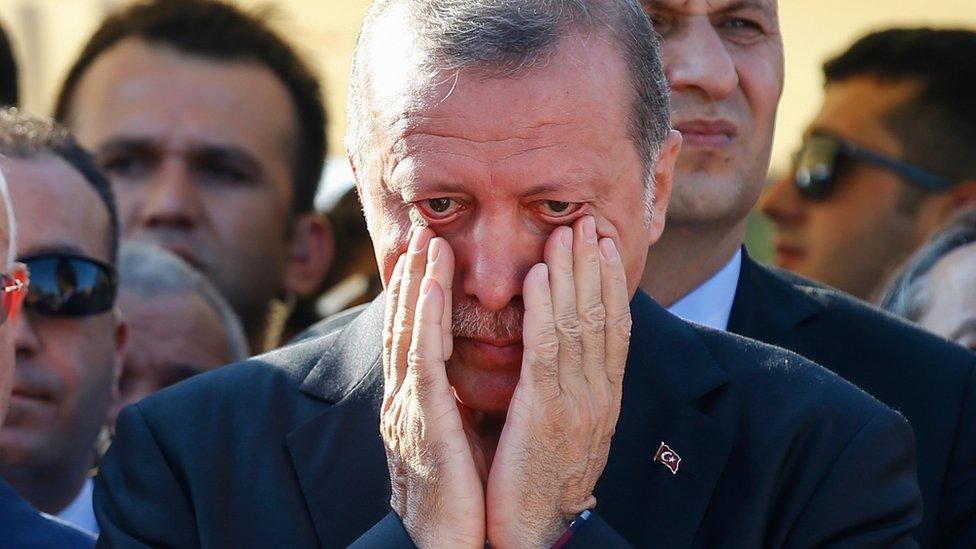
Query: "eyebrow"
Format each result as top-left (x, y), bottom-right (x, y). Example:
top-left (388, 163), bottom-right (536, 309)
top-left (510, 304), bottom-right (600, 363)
top-left (96, 137), bottom-right (264, 178)
top-left (644, 0), bottom-right (775, 16)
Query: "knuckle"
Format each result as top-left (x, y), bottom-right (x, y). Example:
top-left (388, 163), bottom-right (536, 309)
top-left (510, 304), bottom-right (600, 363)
top-left (607, 310), bottom-right (633, 335)
top-left (580, 302), bottom-right (606, 330)
top-left (555, 315), bottom-right (583, 339)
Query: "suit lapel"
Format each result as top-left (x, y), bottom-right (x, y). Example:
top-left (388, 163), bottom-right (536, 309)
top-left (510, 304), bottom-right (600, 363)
top-left (285, 299), bottom-right (392, 548)
top-left (596, 292), bottom-right (734, 547)
top-left (728, 252), bottom-right (836, 367)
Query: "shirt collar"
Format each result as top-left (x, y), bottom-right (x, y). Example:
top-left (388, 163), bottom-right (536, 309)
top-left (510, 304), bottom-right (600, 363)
top-left (667, 249), bottom-right (742, 331)
top-left (56, 477), bottom-right (98, 536)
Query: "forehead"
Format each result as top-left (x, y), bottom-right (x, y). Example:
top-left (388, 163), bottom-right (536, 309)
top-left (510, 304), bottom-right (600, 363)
top-left (3, 155), bottom-right (111, 262)
top-left (370, 33), bottom-right (637, 192)
top-left (68, 38), bottom-right (296, 164)
top-left (120, 291), bottom-right (229, 359)
top-left (644, 0), bottom-right (777, 15)
top-left (812, 76), bottom-right (921, 152)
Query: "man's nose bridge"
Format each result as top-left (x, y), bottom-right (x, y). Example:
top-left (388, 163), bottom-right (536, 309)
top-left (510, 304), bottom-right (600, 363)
top-left (667, 17), bottom-right (738, 97)
top-left (142, 157), bottom-right (201, 220)
top-left (459, 215), bottom-right (539, 310)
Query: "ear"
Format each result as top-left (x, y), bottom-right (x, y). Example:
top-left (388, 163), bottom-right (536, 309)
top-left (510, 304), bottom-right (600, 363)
top-left (281, 212), bottom-right (334, 297)
top-left (647, 129), bottom-right (682, 246)
top-left (107, 311), bottom-right (127, 426)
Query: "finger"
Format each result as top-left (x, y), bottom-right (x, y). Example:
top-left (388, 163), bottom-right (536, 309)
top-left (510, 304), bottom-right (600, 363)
top-left (573, 216), bottom-right (605, 387)
top-left (544, 225), bottom-right (584, 388)
top-left (390, 226), bottom-right (433, 397)
top-left (408, 276), bottom-right (452, 405)
top-left (599, 237), bottom-right (632, 386)
top-left (427, 238), bottom-right (455, 360)
top-left (383, 254), bottom-right (407, 400)
top-left (521, 263), bottom-right (558, 392)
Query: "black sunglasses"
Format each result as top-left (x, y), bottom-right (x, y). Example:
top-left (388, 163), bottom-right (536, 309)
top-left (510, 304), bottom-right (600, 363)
top-left (19, 253), bottom-right (118, 317)
top-left (792, 132), bottom-right (957, 200)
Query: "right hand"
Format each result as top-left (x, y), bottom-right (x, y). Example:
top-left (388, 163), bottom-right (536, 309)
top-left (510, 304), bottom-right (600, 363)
top-left (380, 226), bottom-right (486, 548)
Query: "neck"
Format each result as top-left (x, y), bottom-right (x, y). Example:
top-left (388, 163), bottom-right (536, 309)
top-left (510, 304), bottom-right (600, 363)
top-left (641, 218), bottom-right (747, 308)
top-left (1, 460), bottom-right (89, 514)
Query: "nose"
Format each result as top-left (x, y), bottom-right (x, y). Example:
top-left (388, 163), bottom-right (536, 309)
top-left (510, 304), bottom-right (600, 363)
top-left (455, 216), bottom-right (540, 312)
top-left (136, 158), bottom-right (204, 229)
top-left (662, 17), bottom-right (739, 101)
top-left (14, 311), bottom-right (40, 360)
top-left (759, 173), bottom-right (806, 227)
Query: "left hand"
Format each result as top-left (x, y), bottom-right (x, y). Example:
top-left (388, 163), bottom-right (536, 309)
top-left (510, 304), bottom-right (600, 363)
top-left (485, 216), bottom-right (632, 547)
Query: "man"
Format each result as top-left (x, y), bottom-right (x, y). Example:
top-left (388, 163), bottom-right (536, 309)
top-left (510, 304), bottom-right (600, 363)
top-left (637, 4), bottom-right (976, 546)
top-left (0, 108), bottom-right (125, 536)
top-left (54, 0), bottom-right (333, 352)
top-left (761, 28), bottom-right (976, 302)
top-left (113, 241), bottom-right (248, 421)
top-left (0, 19), bottom-right (16, 106)
top-left (96, 1), bottom-right (921, 546)
top-left (0, 132), bottom-right (94, 547)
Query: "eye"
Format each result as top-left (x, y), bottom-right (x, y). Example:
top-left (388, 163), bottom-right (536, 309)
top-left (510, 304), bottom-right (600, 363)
top-left (415, 197), bottom-right (464, 221)
top-left (643, 10), bottom-right (674, 37)
top-left (99, 153), bottom-right (155, 181)
top-left (534, 200), bottom-right (583, 220)
top-left (717, 17), bottom-right (765, 43)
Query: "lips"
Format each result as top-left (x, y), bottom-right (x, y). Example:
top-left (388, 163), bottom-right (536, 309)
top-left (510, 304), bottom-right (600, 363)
top-left (674, 119), bottom-right (738, 149)
top-left (456, 337), bottom-right (524, 366)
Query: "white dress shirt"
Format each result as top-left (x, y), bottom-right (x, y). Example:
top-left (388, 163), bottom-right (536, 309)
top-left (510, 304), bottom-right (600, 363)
top-left (57, 477), bottom-right (98, 536)
top-left (667, 249), bottom-right (742, 331)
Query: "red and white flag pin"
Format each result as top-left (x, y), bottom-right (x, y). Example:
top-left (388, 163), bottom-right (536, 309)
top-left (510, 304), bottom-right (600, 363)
top-left (654, 441), bottom-right (681, 475)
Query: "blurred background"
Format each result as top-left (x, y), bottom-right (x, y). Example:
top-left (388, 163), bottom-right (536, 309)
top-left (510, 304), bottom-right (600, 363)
top-left (1, 0), bottom-right (974, 260)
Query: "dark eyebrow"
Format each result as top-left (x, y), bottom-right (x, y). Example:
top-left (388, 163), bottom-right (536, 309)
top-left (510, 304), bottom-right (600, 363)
top-left (95, 137), bottom-right (264, 179)
top-left (643, 0), bottom-right (775, 16)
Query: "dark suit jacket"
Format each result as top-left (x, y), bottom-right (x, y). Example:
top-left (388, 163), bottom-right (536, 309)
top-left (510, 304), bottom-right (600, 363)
top-left (95, 292), bottom-right (922, 548)
top-left (0, 477), bottom-right (95, 548)
top-left (728, 254), bottom-right (976, 548)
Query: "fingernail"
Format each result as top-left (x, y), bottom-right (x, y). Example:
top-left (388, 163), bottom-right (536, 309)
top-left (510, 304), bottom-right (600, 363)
top-left (410, 228), bottom-right (427, 252)
top-left (428, 238), bottom-right (441, 262)
top-left (582, 216), bottom-right (596, 243)
top-left (560, 227), bottom-right (573, 249)
top-left (599, 238), bottom-right (619, 261)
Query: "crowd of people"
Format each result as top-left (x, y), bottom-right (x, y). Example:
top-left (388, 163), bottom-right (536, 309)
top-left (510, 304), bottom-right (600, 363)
top-left (0, 0), bottom-right (972, 547)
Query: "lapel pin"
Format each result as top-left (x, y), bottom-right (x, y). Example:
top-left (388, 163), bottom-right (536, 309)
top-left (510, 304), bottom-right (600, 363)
top-left (654, 441), bottom-right (681, 475)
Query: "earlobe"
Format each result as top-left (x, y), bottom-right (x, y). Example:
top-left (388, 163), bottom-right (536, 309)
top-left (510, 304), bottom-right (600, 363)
top-left (282, 213), bottom-right (334, 297)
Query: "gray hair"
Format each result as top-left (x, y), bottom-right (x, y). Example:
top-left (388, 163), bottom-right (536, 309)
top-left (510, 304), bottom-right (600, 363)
top-left (878, 207), bottom-right (976, 321)
top-left (118, 242), bottom-right (250, 361)
top-left (0, 161), bottom-right (16, 269)
top-left (345, 0), bottom-right (670, 187)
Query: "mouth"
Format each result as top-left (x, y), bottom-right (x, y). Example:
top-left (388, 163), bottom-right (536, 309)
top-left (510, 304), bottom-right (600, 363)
top-left (457, 337), bottom-right (524, 365)
top-left (773, 242), bottom-right (805, 270)
top-left (674, 119), bottom-right (738, 149)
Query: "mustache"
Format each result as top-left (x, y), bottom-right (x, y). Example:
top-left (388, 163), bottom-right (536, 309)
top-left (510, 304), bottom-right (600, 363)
top-left (452, 299), bottom-right (523, 341)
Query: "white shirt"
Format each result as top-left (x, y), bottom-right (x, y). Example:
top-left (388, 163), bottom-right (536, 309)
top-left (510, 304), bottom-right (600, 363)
top-left (57, 477), bottom-right (98, 536)
top-left (667, 249), bottom-right (742, 331)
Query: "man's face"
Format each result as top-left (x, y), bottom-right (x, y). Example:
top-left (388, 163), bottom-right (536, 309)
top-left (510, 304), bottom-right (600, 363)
top-left (114, 290), bottom-right (231, 417)
top-left (916, 242), bottom-right (976, 351)
top-left (760, 76), bottom-right (933, 300)
top-left (1, 155), bottom-right (121, 472)
top-left (643, 0), bottom-right (783, 227)
top-left (359, 34), bottom-right (677, 413)
top-left (66, 39), bottom-right (296, 338)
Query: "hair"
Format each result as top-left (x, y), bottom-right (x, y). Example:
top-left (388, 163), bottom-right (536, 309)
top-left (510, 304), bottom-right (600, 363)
top-left (118, 241), bottom-right (249, 360)
top-left (878, 206), bottom-right (976, 321)
top-left (345, 0), bottom-right (670, 189)
top-left (0, 162), bottom-right (16, 269)
top-left (0, 107), bottom-right (119, 261)
top-left (0, 20), bottom-right (17, 106)
top-left (53, 0), bottom-right (326, 219)
top-left (824, 28), bottom-right (976, 184)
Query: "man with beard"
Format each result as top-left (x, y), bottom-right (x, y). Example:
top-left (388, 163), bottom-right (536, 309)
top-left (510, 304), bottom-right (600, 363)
top-left (94, 1), bottom-right (921, 546)
top-left (55, 0), bottom-right (332, 352)
top-left (637, 3), bottom-right (976, 546)
top-left (0, 108), bottom-right (125, 536)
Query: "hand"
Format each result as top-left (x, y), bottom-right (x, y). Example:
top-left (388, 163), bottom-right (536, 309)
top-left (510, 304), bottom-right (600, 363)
top-left (486, 216), bottom-right (631, 548)
top-left (380, 227), bottom-right (486, 548)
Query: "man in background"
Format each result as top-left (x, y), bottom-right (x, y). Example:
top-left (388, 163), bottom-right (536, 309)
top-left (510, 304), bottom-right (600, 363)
top-left (113, 241), bottom-right (248, 420)
top-left (637, 3), bottom-right (976, 545)
top-left (0, 108), bottom-right (125, 536)
top-left (762, 28), bottom-right (976, 302)
top-left (0, 19), bottom-right (16, 106)
top-left (55, 0), bottom-right (333, 353)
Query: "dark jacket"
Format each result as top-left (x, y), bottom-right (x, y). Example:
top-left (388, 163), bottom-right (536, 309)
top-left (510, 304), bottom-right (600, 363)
top-left (0, 477), bottom-right (95, 548)
top-left (729, 254), bottom-right (976, 548)
top-left (95, 292), bottom-right (922, 547)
